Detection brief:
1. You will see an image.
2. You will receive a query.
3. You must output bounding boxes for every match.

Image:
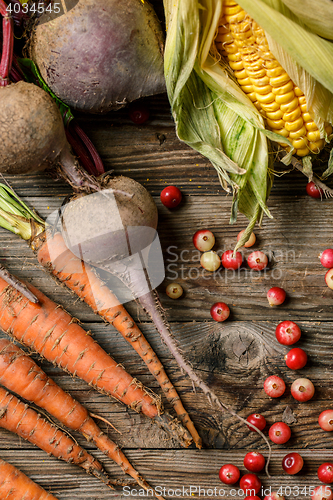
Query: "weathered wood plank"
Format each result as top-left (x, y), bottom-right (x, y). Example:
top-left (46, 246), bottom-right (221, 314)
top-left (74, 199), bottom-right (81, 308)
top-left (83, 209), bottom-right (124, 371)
top-left (0, 448), bottom-right (332, 499)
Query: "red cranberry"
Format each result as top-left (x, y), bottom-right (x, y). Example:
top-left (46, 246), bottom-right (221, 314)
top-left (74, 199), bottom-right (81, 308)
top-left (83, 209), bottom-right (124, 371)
top-left (275, 320), bottom-right (301, 345)
top-left (210, 302), bottom-right (230, 322)
top-left (282, 452), bottom-right (303, 475)
top-left (239, 474), bottom-right (261, 495)
top-left (325, 269), bottom-right (333, 290)
top-left (318, 463), bottom-right (333, 484)
top-left (320, 249), bottom-right (333, 268)
top-left (264, 494), bottom-right (285, 500)
top-left (221, 250), bottom-right (243, 270)
top-left (285, 347), bottom-right (307, 370)
top-left (193, 229), bottom-right (215, 252)
top-left (291, 377), bottom-right (315, 402)
top-left (269, 422), bottom-right (291, 444)
top-left (218, 463), bottom-right (240, 485)
top-left (264, 375), bottom-right (286, 398)
top-left (237, 229), bottom-right (256, 248)
top-left (128, 103), bottom-right (150, 124)
top-left (311, 485), bottom-right (333, 500)
top-left (246, 413), bottom-right (266, 432)
top-left (247, 251), bottom-right (268, 270)
top-left (267, 287), bottom-right (286, 306)
top-left (319, 410), bottom-right (333, 432)
top-left (160, 186), bottom-right (182, 208)
top-left (243, 452), bottom-right (265, 473)
top-left (306, 181), bottom-right (323, 199)
top-left (244, 497), bottom-right (261, 500)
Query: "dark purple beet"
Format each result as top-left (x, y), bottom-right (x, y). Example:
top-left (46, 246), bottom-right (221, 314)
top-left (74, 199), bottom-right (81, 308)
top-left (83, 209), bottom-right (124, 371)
top-left (28, 0), bottom-right (166, 113)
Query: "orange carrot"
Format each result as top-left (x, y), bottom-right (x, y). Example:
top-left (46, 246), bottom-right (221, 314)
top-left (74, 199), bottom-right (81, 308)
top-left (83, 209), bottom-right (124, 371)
top-left (0, 276), bottom-right (191, 447)
top-left (0, 457), bottom-right (59, 499)
top-left (0, 338), bottom-right (163, 499)
top-left (0, 386), bottom-right (110, 486)
top-left (32, 230), bottom-right (201, 448)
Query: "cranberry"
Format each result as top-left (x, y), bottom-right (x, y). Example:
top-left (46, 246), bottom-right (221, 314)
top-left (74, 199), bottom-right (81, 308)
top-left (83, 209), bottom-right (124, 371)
top-left (221, 250), bottom-right (243, 270)
top-left (325, 269), bottom-right (333, 290)
top-left (275, 320), bottom-right (301, 345)
top-left (237, 230), bottom-right (256, 248)
top-left (318, 463), bottom-right (333, 484)
top-left (264, 375), bottom-right (286, 398)
top-left (160, 186), bottom-right (182, 208)
top-left (210, 302), bottom-right (230, 322)
top-left (306, 181), bottom-right (323, 199)
top-left (267, 287), bottom-right (286, 306)
top-left (239, 474), bottom-right (261, 495)
top-left (193, 230), bottom-right (215, 252)
top-left (166, 283), bottom-right (183, 299)
top-left (218, 464), bottom-right (240, 485)
top-left (244, 497), bottom-right (261, 500)
top-left (264, 494), bottom-right (285, 500)
top-left (311, 485), bottom-right (333, 500)
top-left (268, 422), bottom-right (291, 444)
top-left (128, 102), bottom-right (150, 124)
top-left (282, 452), bottom-right (303, 475)
top-left (319, 410), bottom-right (333, 432)
top-left (291, 377), bottom-right (315, 402)
top-left (320, 249), bottom-right (333, 268)
top-left (200, 251), bottom-right (220, 272)
top-left (285, 347), bottom-right (307, 370)
top-left (243, 452), bottom-right (265, 473)
top-left (246, 413), bottom-right (266, 432)
top-left (247, 251), bottom-right (268, 270)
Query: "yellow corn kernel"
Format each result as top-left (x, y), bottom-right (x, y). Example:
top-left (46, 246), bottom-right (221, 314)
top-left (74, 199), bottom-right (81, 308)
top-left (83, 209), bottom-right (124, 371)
top-left (283, 107), bottom-right (301, 122)
top-left (266, 109), bottom-right (284, 120)
top-left (308, 139), bottom-right (325, 153)
top-left (270, 73), bottom-right (290, 87)
top-left (275, 91), bottom-right (295, 105)
top-left (307, 130), bottom-right (321, 142)
top-left (296, 147), bottom-right (310, 156)
top-left (289, 125), bottom-right (307, 139)
top-left (302, 112), bottom-right (312, 122)
top-left (256, 92), bottom-right (275, 104)
top-left (274, 128), bottom-right (289, 138)
top-left (272, 81), bottom-right (294, 96)
top-left (292, 137), bottom-right (308, 149)
top-left (285, 117), bottom-right (304, 132)
top-left (280, 97), bottom-right (299, 113)
top-left (294, 86), bottom-right (304, 97)
top-left (260, 100), bottom-right (280, 112)
top-left (266, 118), bottom-right (285, 129)
top-left (305, 121), bottom-right (319, 131)
top-left (241, 85), bottom-right (254, 94)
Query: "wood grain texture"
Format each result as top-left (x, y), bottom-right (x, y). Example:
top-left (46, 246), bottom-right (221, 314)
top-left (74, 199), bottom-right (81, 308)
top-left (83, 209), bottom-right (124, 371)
top-left (0, 21), bottom-right (333, 497)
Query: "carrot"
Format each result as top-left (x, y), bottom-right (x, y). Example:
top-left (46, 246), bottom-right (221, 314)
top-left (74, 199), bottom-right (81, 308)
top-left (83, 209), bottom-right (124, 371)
top-left (32, 230), bottom-right (201, 449)
top-left (0, 184), bottom-right (200, 447)
top-left (0, 276), bottom-right (191, 448)
top-left (0, 385), bottom-right (110, 486)
top-left (0, 337), bottom-right (163, 499)
top-left (0, 457), bottom-right (59, 499)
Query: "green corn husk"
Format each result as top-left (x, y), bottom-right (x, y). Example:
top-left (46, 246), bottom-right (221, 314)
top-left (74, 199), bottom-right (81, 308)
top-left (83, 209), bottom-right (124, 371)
top-left (163, 0), bottom-right (333, 249)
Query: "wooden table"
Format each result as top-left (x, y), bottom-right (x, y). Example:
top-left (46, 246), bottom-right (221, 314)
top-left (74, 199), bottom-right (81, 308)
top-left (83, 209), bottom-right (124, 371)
top-left (1, 90), bottom-right (333, 499)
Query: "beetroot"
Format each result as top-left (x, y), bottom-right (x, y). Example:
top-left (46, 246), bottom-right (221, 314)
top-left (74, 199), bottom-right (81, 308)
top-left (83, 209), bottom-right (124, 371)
top-left (0, 81), bottom-right (66, 174)
top-left (27, 0), bottom-right (165, 113)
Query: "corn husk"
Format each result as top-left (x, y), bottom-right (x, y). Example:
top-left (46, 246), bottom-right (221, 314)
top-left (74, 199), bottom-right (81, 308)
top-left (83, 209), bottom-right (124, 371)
top-left (163, 0), bottom-right (333, 248)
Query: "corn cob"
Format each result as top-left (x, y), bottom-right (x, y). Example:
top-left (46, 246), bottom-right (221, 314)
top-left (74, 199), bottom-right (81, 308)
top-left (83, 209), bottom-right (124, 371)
top-left (215, 0), bottom-right (332, 156)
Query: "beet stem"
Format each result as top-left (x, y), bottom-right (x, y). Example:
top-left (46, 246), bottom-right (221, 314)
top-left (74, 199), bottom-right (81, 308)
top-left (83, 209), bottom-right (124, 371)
top-left (58, 144), bottom-right (101, 192)
top-left (0, 3), bottom-right (14, 86)
top-left (65, 126), bottom-right (97, 177)
top-left (71, 121), bottom-right (105, 175)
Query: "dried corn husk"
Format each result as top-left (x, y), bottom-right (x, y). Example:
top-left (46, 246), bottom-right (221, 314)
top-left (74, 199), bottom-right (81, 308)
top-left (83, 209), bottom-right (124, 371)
top-left (163, 0), bottom-right (333, 248)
